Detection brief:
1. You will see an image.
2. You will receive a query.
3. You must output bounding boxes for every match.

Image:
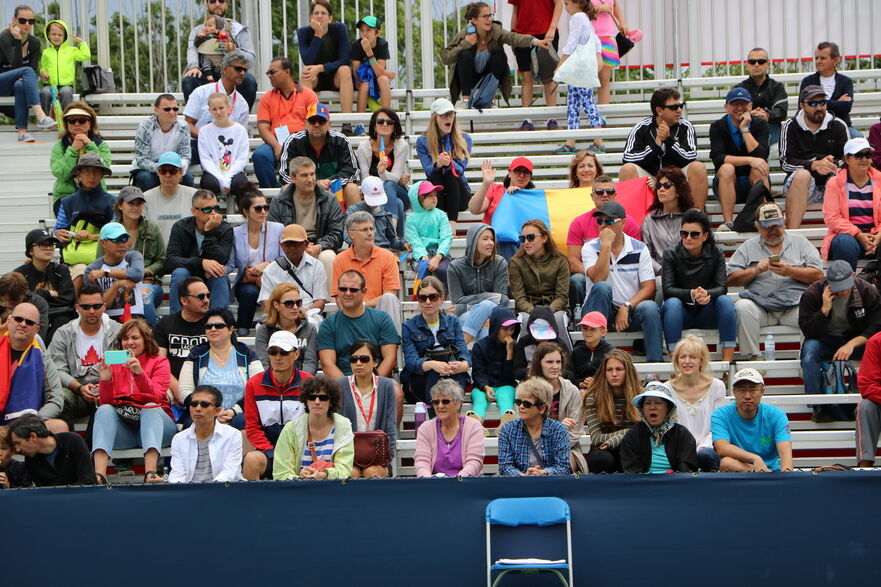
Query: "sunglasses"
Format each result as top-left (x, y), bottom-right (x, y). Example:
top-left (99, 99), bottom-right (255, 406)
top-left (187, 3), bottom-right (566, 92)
top-left (657, 181), bottom-right (675, 190)
top-left (596, 217), bottom-right (620, 226)
top-left (267, 348), bottom-right (292, 356)
top-left (851, 151), bottom-right (873, 160)
top-left (196, 206), bottom-right (221, 214)
top-left (190, 400), bottom-right (215, 409)
top-left (518, 233), bottom-right (538, 243)
top-left (65, 117), bottom-right (90, 125)
top-left (185, 292), bottom-right (211, 300)
top-left (747, 58), bottom-right (768, 65)
top-left (207, 0), bottom-right (226, 3)
top-left (338, 287), bottom-right (363, 294)
top-left (514, 398), bottom-right (543, 409)
top-left (430, 398), bottom-right (452, 406)
top-left (10, 315), bottom-right (37, 327)
top-left (161, 106), bottom-right (180, 112)
top-left (375, 118), bottom-right (395, 126)
top-left (280, 299), bottom-right (303, 308)
top-left (593, 189), bottom-right (616, 196)
top-left (231, 66), bottom-right (248, 73)
top-left (265, 69), bottom-right (279, 76)
top-left (661, 102), bottom-right (685, 110)
top-left (77, 302), bottom-right (105, 311)
top-left (205, 322), bottom-right (230, 330)
top-left (349, 354), bottom-right (372, 364)
top-left (105, 235), bottom-right (130, 244)
top-left (282, 240), bottom-right (308, 247)
top-left (804, 99), bottom-right (828, 108)
top-left (18, 17), bottom-right (36, 24)
top-left (680, 230), bottom-right (703, 240)
top-left (157, 167), bottom-right (180, 175)
top-left (307, 117), bottom-right (328, 125)
top-left (251, 205), bottom-right (269, 213)
top-left (417, 293), bottom-right (441, 303)
top-left (306, 394), bottom-right (331, 402)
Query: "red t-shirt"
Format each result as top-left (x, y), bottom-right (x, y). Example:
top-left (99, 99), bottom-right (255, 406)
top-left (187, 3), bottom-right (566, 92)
top-left (482, 182), bottom-right (506, 224)
top-left (509, 0), bottom-right (556, 35)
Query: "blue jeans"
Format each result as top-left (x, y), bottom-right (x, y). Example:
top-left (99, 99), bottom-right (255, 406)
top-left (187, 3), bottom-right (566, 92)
top-left (132, 170), bottom-right (195, 192)
top-left (661, 296), bottom-right (737, 351)
top-left (459, 299), bottom-right (498, 339)
top-left (141, 282), bottom-right (165, 326)
top-left (0, 67), bottom-right (39, 129)
top-left (383, 180), bottom-right (408, 237)
top-left (829, 233), bottom-right (867, 272)
top-left (570, 273), bottom-right (586, 315)
top-left (252, 142), bottom-right (279, 188)
top-left (168, 267), bottom-right (230, 313)
top-left (182, 72), bottom-right (257, 110)
top-left (92, 403), bottom-right (177, 456)
top-left (697, 447), bottom-right (720, 472)
top-left (768, 123), bottom-right (781, 149)
top-left (585, 281), bottom-right (663, 361)
top-left (234, 281), bottom-right (260, 329)
top-left (800, 336), bottom-right (859, 396)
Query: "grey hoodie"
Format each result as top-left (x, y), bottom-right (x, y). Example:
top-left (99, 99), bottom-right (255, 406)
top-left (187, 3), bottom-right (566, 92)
top-left (47, 314), bottom-right (122, 389)
top-left (446, 223), bottom-right (510, 315)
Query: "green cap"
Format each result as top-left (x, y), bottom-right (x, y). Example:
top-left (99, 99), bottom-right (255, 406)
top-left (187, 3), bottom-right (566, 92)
top-left (356, 15), bottom-right (379, 29)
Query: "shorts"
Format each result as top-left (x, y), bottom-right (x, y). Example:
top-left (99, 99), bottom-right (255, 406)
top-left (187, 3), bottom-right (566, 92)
top-left (599, 36), bottom-right (620, 68)
top-left (68, 263), bottom-right (87, 280)
top-left (314, 70), bottom-right (338, 92)
top-left (712, 174), bottom-right (752, 203)
top-left (783, 172), bottom-right (827, 204)
top-left (513, 32), bottom-right (560, 84)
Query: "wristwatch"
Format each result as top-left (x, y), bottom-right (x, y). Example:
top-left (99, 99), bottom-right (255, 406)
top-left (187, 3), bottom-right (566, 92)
top-left (104, 270), bottom-right (110, 278)
top-left (623, 301), bottom-right (633, 311)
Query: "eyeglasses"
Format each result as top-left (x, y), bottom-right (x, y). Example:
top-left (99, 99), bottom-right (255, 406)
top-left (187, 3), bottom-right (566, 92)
top-left (804, 99), bottom-right (828, 108)
top-left (65, 117), bottom-right (90, 125)
top-left (306, 394), bottom-right (331, 402)
top-left (518, 233), bottom-right (538, 243)
top-left (430, 398), bottom-right (452, 406)
top-left (105, 235), bottom-right (130, 244)
top-left (251, 205), bottom-right (269, 213)
top-left (351, 227), bottom-right (375, 233)
top-left (657, 181), bottom-right (675, 190)
top-left (196, 206), bottom-right (221, 214)
top-left (375, 118), bottom-right (395, 126)
top-left (157, 167), bottom-right (180, 175)
top-left (593, 189), bottom-right (616, 196)
top-left (161, 106), bottom-right (180, 112)
top-left (596, 217), bottom-right (620, 226)
top-left (510, 168), bottom-right (531, 176)
top-left (267, 348), bottom-right (293, 356)
top-left (185, 292), bottom-right (211, 301)
top-left (417, 293), bottom-right (441, 303)
top-left (747, 59), bottom-right (768, 65)
top-left (338, 286), bottom-right (364, 294)
top-left (18, 17), bottom-right (36, 25)
top-left (280, 299), bottom-right (302, 308)
top-left (477, 13), bottom-right (494, 20)
top-left (282, 240), bottom-right (308, 247)
top-left (679, 230), bottom-right (703, 240)
top-left (205, 322), bottom-right (230, 330)
top-left (77, 303), bottom-right (105, 311)
top-left (661, 102), bottom-right (685, 111)
top-left (34, 242), bottom-right (55, 250)
top-left (231, 65), bottom-right (248, 73)
top-left (851, 150), bottom-right (873, 160)
top-left (349, 354), bottom-right (372, 364)
top-left (190, 400), bottom-right (215, 408)
top-left (514, 398), bottom-right (543, 409)
top-left (10, 315), bottom-right (37, 327)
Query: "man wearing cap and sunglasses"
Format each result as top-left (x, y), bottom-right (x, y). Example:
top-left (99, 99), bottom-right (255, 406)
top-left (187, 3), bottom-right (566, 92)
top-left (82, 222), bottom-right (146, 321)
top-left (144, 151), bottom-right (199, 244)
top-left (780, 83), bottom-right (849, 229)
top-left (712, 368), bottom-right (792, 472)
top-left (735, 47), bottom-right (788, 147)
top-left (727, 202), bottom-right (824, 360)
top-left (131, 94), bottom-right (194, 192)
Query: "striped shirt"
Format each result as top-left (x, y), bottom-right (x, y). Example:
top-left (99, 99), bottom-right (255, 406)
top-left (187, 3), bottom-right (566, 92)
top-left (191, 437), bottom-right (214, 483)
top-left (301, 428), bottom-right (335, 468)
top-left (583, 395), bottom-right (635, 450)
top-left (847, 175), bottom-right (875, 233)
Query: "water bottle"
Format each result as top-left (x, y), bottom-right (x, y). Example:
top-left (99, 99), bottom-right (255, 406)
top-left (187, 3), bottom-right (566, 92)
top-left (573, 304), bottom-right (582, 328)
top-left (763, 333), bottom-right (776, 362)
top-left (162, 466), bottom-right (169, 482)
top-left (413, 402), bottom-right (427, 433)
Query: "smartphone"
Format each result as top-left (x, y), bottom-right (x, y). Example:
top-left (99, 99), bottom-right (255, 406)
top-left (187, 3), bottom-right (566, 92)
top-left (769, 255), bottom-right (780, 264)
top-left (466, 24), bottom-right (476, 34)
top-left (104, 350), bottom-right (131, 365)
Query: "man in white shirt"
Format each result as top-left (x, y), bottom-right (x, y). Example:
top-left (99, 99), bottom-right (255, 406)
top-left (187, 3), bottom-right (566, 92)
top-left (259, 223), bottom-right (329, 320)
top-left (144, 152), bottom-right (198, 243)
top-left (582, 201), bottom-right (663, 361)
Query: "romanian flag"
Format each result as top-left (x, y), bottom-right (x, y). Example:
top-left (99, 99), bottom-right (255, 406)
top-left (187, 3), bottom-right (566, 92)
top-left (490, 178), bottom-right (656, 252)
top-left (329, 178), bottom-right (345, 210)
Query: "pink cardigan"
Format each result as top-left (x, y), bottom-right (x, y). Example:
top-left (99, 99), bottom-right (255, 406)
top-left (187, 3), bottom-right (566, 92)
top-left (821, 167), bottom-right (881, 258)
top-left (414, 416), bottom-right (485, 477)
top-left (98, 354), bottom-right (173, 418)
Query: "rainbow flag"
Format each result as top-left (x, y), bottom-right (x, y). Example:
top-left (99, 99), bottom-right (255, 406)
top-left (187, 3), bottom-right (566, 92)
top-left (490, 178), bottom-right (656, 252)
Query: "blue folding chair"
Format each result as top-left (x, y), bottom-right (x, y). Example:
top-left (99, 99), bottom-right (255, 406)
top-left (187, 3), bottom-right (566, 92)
top-left (485, 497), bottom-right (573, 586)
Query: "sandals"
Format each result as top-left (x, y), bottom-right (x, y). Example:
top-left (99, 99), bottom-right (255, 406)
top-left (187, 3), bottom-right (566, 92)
top-left (144, 470), bottom-right (164, 484)
top-left (95, 473), bottom-right (108, 486)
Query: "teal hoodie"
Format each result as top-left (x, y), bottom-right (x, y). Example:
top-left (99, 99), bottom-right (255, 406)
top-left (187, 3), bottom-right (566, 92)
top-left (404, 181), bottom-right (453, 260)
top-left (40, 20), bottom-right (90, 87)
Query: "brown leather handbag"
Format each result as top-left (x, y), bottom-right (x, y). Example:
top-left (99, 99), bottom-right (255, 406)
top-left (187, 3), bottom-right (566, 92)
top-left (353, 431), bottom-right (391, 469)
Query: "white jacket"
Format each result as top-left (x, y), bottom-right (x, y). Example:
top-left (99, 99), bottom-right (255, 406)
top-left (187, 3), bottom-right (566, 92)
top-left (169, 422), bottom-right (243, 483)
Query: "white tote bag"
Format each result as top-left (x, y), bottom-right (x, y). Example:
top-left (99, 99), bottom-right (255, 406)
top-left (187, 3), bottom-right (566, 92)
top-left (553, 41), bottom-right (600, 89)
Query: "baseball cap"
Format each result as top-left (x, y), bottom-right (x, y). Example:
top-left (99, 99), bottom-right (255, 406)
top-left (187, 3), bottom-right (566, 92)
top-left (827, 259), bottom-right (855, 293)
top-left (725, 87), bottom-right (752, 103)
top-left (799, 84), bottom-right (827, 103)
top-left (280, 223), bottom-right (308, 244)
top-left (118, 186), bottom-right (146, 203)
top-left (501, 317), bottom-right (521, 327)
top-left (844, 137), bottom-right (873, 156)
top-left (267, 330), bottom-right (301, 352)
top-left (508, 157), bottom-right (534, 173)
top-left (356, 15), bottom-right (379, 29)
top-left (306, 103), bottom-right (331, 121)
top-left (732, 368), bottom-right (764, 386)
top-left (631, 381), bottom-right (675, 408)
top-left (756, 202), bottom-right (784, 227)
top-left (99, 222), bottom-right (131, 241)
top-left (360, 176), bottom-right (387, 206)
top-left (430, 98), bottom-right (456, 116)
top-left (528, 318), bottom-right (557, 341)
top-left (25, 228), bottom-right (58, 255)
top-left (592, 201), bottom-right (626, 219)
top-left (417, 181), bottom-right (444, 196)
top-left (74, 152), bottom-right (111, 175)
top-left (578, 311), bottom-right (608, 329)
top-left (157, 151), bottom-right (183, 168)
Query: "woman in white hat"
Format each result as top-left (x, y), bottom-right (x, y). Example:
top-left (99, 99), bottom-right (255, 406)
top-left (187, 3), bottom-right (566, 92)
top-left (619, 381), bottom-right (698, 474)
top-left (50, 101), bottom-right (112, 208)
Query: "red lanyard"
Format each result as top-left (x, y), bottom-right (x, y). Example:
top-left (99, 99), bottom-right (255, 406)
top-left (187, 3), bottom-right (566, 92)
top-left (215, 81), bottom-right (237, 109)
top-left (349, 375), bottom-right (377, 428)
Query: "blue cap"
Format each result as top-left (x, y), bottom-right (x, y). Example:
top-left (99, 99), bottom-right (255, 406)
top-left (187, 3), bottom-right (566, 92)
top-left (157, 151), bottom-right (183, 168)
top-left (99, 222), bottom-right (131, 241)
top-left (725, 87), bottom-right (752, 103)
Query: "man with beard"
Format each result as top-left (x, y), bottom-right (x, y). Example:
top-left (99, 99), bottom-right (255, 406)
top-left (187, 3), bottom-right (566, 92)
top-left (726, 203), bottom-right (824, 360)
top-left (154, 277), bottom-right (210, 401)
top-left (780, 85), bottom-right (848, 228)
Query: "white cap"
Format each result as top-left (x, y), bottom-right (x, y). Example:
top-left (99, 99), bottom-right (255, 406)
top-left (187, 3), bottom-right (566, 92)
top-left (430, 98), bottom-right (456, 116)
top-left (267, 331), bottom-right (300, 352)
top-left (360, 176), bottom-right (387, 206)
top-left (844, 137), bottom-right (873, 156)
top-left (732, 368), bottom-right (764, 386)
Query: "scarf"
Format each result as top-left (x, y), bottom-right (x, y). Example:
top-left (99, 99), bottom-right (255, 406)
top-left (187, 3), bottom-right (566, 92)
top-left (0, 334), bottom-right (45, 423)
top-left (641, 405), bottom-right (677, 448)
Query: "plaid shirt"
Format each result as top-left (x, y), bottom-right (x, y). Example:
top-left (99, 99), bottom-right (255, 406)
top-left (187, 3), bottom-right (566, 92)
top-left (498, 418), bottom-right (571, 476)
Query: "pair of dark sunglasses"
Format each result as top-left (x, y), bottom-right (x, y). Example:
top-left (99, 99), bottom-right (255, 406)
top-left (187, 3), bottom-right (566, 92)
top-left (804, 99), bottom-right (828, 108)
top-left (205, 322), bottom-right (231, 330)
top-left (190, 400), bottom-right (215, 408)
top-left (161, 106), bottom-right (180, 112)
top-left (66, 117), bottom-right (90, 125)
top-left (679, 230), bottom-right (703, 240)
top-left (596, 217), bottom-right (620, 226)
top-left (518, 233), bottom-right (538, 243)
top-left (196, 205), bottom-right (221, 214)
top-left (661, 102), bottom-right (685, 111)
top-left (850, 151), bottom-right (873, 160)
top-left (514, 398), bottom-right (544, 409)
top-left (18, 17), bottom-right (36, 24)
top-left (375, 118), bottom-right (395, 126)
top-left (77, 303), bottom-right (105, 311)
top-left (430, 398), bottom-right (452, 406)
top-left (231, 65), bottom-right (248, 73)
top-left (10, 315), bottom-right (37, 327)
top-left (747, 58), bottom-right (768, 65)
top-left (267, 348), bottom-right (292, 356)
top-left (306, 394), bottom-right (330, 402)
top-left (186, 292), bottom-right (211, 301)
top-left (251, 205), bottom-right (269, 213)
top-left (417, 293), bottom-right (441, 303)
top-left (105, 235), bottom-right (130, 244)
top-left (280, 299), bottom-right (303, 308)
top-left (594, 189), bottom-right (616, 196)
top-left (349, 354), bottom-right (372, 364)
top-left (656, 181), bottom-right (675, 190)
top-left (338, 286), bottom-right (363, 294)
top-left (157, 167), bottom-right (180, 175)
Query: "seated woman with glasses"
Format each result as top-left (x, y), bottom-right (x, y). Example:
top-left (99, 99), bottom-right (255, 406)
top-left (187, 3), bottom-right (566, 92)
top-left (178, 308), bottom-right (263, 430)
top-left (498, 377), bottom-right (571, 476)
top-left (354, 108), bottom-right (411, 221)
top-left (50, 102), bottom-right (112, 207)
top-left (273, 375), bottom-right (354, 480)
top-left (415, 379), bottom-right (485, 477)
top-left (14, 228), bottom-right (76, 339)
top-left (255, 283), bottom-right (318, 374)
top-left (640, 167), bottom-right (694, 275)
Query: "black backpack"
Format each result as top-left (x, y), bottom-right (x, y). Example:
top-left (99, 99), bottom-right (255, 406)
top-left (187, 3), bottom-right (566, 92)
top-left (732, 181), bottom-right (773, 233)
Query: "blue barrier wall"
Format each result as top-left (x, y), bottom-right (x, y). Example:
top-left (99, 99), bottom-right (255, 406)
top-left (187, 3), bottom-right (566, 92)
top-left (3, 473), bottom-right (880, 586)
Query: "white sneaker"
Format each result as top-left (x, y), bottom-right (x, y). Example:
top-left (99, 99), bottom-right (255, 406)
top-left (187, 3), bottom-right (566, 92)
top-left (715, 221), bottom-right (735, 233)
top-left (36, 116), bottom-right (58, 129)
top-left (18, 132), bottom-right (35, 143)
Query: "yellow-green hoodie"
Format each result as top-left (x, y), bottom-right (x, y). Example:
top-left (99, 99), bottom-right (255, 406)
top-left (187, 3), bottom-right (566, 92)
top-left (40, 20), bottom-right (90, 87)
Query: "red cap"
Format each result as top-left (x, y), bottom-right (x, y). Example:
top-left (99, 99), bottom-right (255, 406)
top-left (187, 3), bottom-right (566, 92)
top-left (578, 311), bottom-right (608, 329)
top-left (508, 157), bottom-right (534, 173)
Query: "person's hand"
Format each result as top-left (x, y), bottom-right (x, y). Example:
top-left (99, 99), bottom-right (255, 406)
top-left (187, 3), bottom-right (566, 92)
top-left (754, 258), bottom-right (771, 275)
top-left (833, 342), bottom-right (856, 362)
top-left (317, 178), bottom-right (331, 190)
top-left (71, 33), bottom-right (83, 43)
top-left (767, 260), bottom-right (791, 278)
top-left (184, 67), bottom-right (202, 78)
top-left (748, 158), bottom-right (770, 175)
top-left (615, 305), bottom-right (630, 332)
top-left (385, 70), bottom-right (397, 81)
top-left (437, 151), bottom-right (453, 168)
top-left (618, 22), bottom-right (630, 36)
top-left (812, 155), bottom-right (838, 176)
top-left (525, 466), bottom-right (548, 476)
top-left (126, 355), bottom-right (143, 376)
top-left (220, 39), bottom-right (234, 52)
top-left (839, 93), bottom-right (852, 102)
top-left (598, 443), bottom-right (609, 450)
top-left (426, 360), bottom-right (447, 374)
top-left (866, 233), bottom-right (878, 255)
top-left (561, 417), bottom-right (575, 431)
top-left (464, 32), bottom-right (478, 46)
top-left (273, 143), bottom-right (283, 160)
top-left (484, 386), bottom-right (496, 401)
top-left (40, 70), bottom-right (48, 82)
top-left (54, 229), bottom-right (71, 243)
top-left (217, 409), bottom-right (235, 424)
top-left (399, 173), bottom-right (410, 186)
top-left (656, 120), bottom-right (670, 143)
top-left (360, 37), bottom-right (372, 56)
top-left (750, 456), bottom-right (771, 472)
top-left (738, 110), bottom-right (752, 131)
top-left (301, 65), bottom-right (320, 81)
top-left (202, 258), bottom-right (225, 278)
top-left (70, 134), bottom-right (87, 151)
top-left (480, 159), bottom-right (496, 185)
top-left (533, 38), bottom-right (551, 49)
top-left (88, 269), bottom-right (105, 282)
top-left (449, 361), bottom-right (469, 374)
top-left (9, 24), bottom-right (23, 41)
top-left (306, 243), bottom-right (322, 258)
top-left (821, 284), bottom-right (835, 315)
top-left (750, 107), bottom-right (769, 120)
top-left (203, 210), bottom-right (222, 232)
top-left (692, 287), bottom-right (710, 305)
top-left (75, 229), bottom-right (91, 241)
top-left (79, 383), bottom-right (99, 403)
top-left (98, 359), bottom-right (113, 382)
top-left (309, 15), bottom-right (328, 37)
top-left (428, 254), bottom-right (442, 272)
top-left (0, 471), bottom-right (8, 489)
top-left (578, 377), bottom-right (593, 390)
top-left (376, 154), bottom-right (389, 174)
top-left (299, 465), bottom-right (317, 478)
top-left (502, 334), bottom-right (515, 351)
top-left (599, 225), bottom-right (615, 248)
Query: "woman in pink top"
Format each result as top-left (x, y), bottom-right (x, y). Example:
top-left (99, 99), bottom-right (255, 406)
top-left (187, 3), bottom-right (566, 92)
top-left (92, 318), bottom-right (175, 484)
top-left (414, 379), bottom-right (485, 477)
top-left (590, 0), bottom-right (629, 105)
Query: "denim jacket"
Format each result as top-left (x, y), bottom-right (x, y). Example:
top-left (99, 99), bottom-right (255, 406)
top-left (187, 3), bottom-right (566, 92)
top-left (401, 313), bottom-right (471, 392)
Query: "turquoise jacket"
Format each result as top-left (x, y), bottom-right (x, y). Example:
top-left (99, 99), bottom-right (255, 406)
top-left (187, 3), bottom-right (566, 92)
top-left (40, 20), bottom-right (90, 87)
top-left (404, 181), bottom-right (453, 260)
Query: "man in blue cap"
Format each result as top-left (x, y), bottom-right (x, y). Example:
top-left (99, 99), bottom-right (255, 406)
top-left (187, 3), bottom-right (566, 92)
top-left (711, 87), bottom-right (770, 231)
top-left (144, 151), bottom-right (199, 243)
top-left (82, 222), bottom-right (146, 321)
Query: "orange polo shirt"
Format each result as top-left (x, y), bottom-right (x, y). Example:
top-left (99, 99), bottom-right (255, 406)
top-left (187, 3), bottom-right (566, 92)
top-left (257, 85), bottom-right (319, 134)
top-left (332, 246), bottom-right (401, 299)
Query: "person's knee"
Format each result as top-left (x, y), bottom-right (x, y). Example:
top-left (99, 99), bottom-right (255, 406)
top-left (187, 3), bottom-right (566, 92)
top-left (717, 163), bottom-right (735, 181)
top-left (719, 456), bottom-right (744, 472)
top-left (591, 281), bottom-right (613, 297)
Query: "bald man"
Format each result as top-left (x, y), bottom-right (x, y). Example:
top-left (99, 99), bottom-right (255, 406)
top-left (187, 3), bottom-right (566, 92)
top-left (0, 302), bottom-right (66, 432)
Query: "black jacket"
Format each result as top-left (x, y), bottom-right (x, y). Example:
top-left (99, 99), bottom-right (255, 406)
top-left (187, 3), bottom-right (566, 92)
top-left (267, 184), bottom-right (345, 252)
top-left (277, 129), bottom-right (358, 186)
top-left (620, 422), bottom-right (698, 473)
top-left (24, 432), bottom-right (96, 487)
top-left (471, 305), bottom-right (520, 390)
top-left (780, 111), bottom-right (849, 185)
top-left (14, 261), bottom-right (76, 317)
top-left (571, 338), bottom-right (615, 387)
top-left (622, 116), bottom-right (698, 175)
top-left (513, 306), bottom-right (574, 381)
top-left (800, 72), bottom-right (854, 126)
top-left (165, 216), bottom-right (233, 276)
top-left (736, 76), bottom-right (788, 126)
top-left (661, 242), bottom-right (728, 304)
top-left (0, 29), bottom-right (41, 73)
top-left (798, 276), bottom-right (881, 342)
top-left (709, 114), bottom-right (770, 174)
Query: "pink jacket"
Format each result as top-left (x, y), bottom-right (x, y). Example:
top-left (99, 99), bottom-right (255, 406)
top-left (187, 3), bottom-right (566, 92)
top-left (98, 354), bottom-right (172, 418)
top-left (821, 167), bottom-right (881, 258)
top-left (414, 416), bottom-right (485, 477)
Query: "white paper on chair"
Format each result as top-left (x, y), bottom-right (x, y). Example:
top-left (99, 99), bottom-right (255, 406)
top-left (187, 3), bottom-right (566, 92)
top-left (496, 558), bottom-right (566, 565)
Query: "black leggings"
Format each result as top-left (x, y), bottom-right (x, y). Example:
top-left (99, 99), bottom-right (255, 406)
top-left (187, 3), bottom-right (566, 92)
top-left (587, 447), bottom-right (622, 474)
top-left (200, 171), bottom-right (250, 212)
top-left (456, 48), bottom-right (508, 97)
top-left (428, 170), bottom-right (468, 222)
